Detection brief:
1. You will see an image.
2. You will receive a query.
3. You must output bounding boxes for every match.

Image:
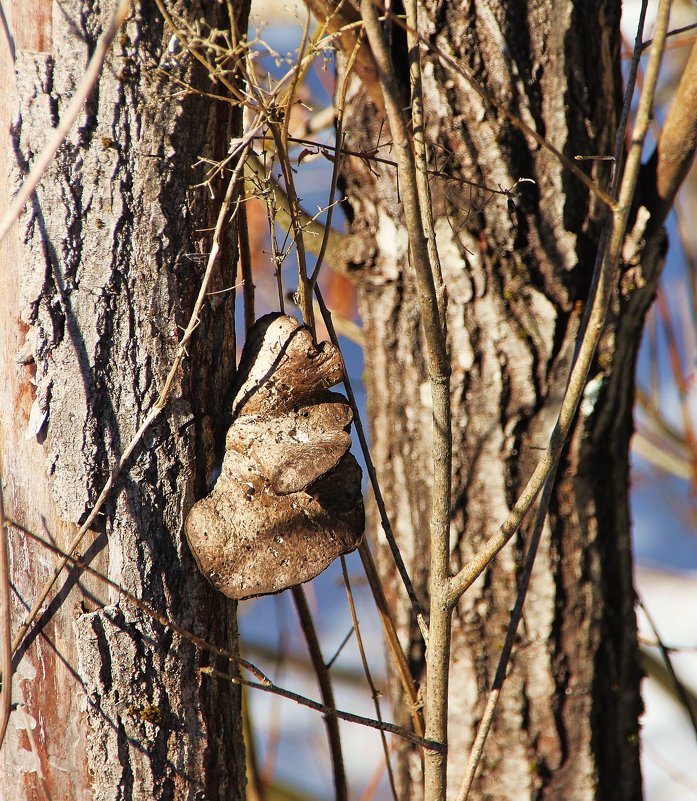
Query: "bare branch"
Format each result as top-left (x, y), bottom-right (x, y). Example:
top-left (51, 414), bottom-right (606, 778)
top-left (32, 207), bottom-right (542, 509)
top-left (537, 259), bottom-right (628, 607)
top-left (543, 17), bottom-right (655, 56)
top-left (405, 0), bottom-right (446, 326)
top-left (456, 466), bottom-right (559, 801)
top-left (237, 188), bottom-right (256, 334)
top-left (310, 27), bottom-right (365, 289)
top-left (10, 519), bottom-right (441, 753)
top-left (305, 0), bottom-right (385, 114)
top-left (359, 4), bottom-right (452, 797)
top-left (292, 586), bottom-right (348, 801)
top-left (244, 150), bottom-right (355, 275)
top-left (0, 480), bottom-right (11, 747)
top-left (340, 558), bottom-right (399, 801)
top-left (638, 595), bottom-right (697, 739)
top-left (314, 289), bottom-right (426, 737)
top-left (203, 668), bottom-right (444, 752)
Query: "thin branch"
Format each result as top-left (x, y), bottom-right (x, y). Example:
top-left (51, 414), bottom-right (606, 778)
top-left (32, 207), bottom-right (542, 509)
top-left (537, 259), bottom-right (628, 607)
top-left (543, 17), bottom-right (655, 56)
top-left (325, 627), bottom-right (355, 670)
top-left (638, 595), bottom-right (697, 740)
top-left (340, 557), bottom-right (399, 801)
top-left (447, 0), bottom-right (674, 608)
top-left (315, 289), bottom-right (425, 737)
top-left (243, 637), bottom-right (366, 688)
top-left (277, 132), bottom-right (316, 333)
top-left (238, 187), bottom-right (256, 333)
top-left (357, 544), bottom-right (425, 733)
top-left (242, 687), bottom-right (266, 801)
top-left (405, 0), bottom-right (446, 325)
top-left (244, 50), bottom-right (316, 335)
top-left (244, 150), bottom-right (353, 274)
top-left (255, 131), bottom-right (397, 168)
top-left (612, 0), bottom-right (650, 193)
top-left (261, 160), bottom-right (287, 313)
top-left (292, 586), bottom-right (348, 801)
top-left (286, 288), bottom-right (365, 345)
top-left (641, 22), bottom-right (697, 51)
top-left (10, 518), bottom-right (271, 685)
top-left (310, 25), bottom-right (364, 290)
top-left (10, 134), bottom-right (255, 658)
top-left (456, 466), bottom-right (559, 801)
top-left (641, 648), bottom-right (697, 724)
top-left (11, 517), bottom-right (442, 751)
top-left (280, 8), bottom-right (313, 147)
top-left (153, 0), bottom-right (245, 104)
top-left (0, 0), bottom-right (131, 244)
top-left (359, 3), bottom-right (452, 798)
top-left (305, 0), bottom-right (385, 113)
top-left (0, 479), bottom-right (11, 747)
top-left (202, 667), bottom-right (443, 752)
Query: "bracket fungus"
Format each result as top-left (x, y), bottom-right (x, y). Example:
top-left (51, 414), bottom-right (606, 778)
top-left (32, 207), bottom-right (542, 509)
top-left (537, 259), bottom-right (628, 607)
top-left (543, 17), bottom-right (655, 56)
top-left (185, 314), bottom-right (365, 599)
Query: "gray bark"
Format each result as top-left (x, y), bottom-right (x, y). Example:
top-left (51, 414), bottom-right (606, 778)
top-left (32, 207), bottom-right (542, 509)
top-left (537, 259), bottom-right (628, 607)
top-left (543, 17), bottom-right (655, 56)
top-left (0, 1), bottom-right (249, 798)
top-left (338, 2), bottom-right (647, 798)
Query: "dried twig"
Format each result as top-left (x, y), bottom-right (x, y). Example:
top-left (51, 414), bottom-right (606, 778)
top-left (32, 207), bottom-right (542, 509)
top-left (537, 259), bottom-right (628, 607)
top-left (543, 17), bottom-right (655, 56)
top-left (405, 0), bottom-right (446, 325)
top-left (237, 186), bottom-right (256, 333)
top-left (11, 518), bottom-right (439, 750)
top-left (315, 289), bottom-right (425, 737)
top-left (638, 595), bottom-right (697, 740)
top-left (305, 0), bottom-right (385, 113)
top-left (613, 0), bottom-right (650, 194)
top-left (308, 23), bottom-right (367, 290)
top-left (292, 585), bottom-right (348, 801)
top-left (202, 667), bottom-right (443, 751)
top-left (455, 466), bottom-right (558, 801)
top-left (244, 150), bottom-right (352, 273)
top-left (242, 689), bottom-right (265, 801)
top-left (340, 557), bottom-right (399, 801)
top-left (0, 481), bottom-right (11, 747)
top-left (10, 518), bottom-right (269, 684)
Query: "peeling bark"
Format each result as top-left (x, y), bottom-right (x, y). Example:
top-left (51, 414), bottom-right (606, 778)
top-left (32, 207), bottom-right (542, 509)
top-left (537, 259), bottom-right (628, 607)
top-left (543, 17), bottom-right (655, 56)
top-left (0, 1), bottom-right (249, 798)
top-left (337, 1), bottom-right (646, 798)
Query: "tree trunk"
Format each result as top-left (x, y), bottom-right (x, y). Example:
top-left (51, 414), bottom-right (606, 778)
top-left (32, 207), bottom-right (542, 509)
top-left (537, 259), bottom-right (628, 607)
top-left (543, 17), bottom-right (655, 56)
top-left (339, 2), bottom-right (648, 798)
top-left (0, 2), bottom-right (248, 798)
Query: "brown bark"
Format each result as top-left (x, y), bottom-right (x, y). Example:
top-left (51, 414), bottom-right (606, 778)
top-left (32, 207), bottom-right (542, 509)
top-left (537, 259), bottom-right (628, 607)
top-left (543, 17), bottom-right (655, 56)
top-left (334, 1), bottom-right (649, 798)
top-left (0, 1), bottom-right (249, 798)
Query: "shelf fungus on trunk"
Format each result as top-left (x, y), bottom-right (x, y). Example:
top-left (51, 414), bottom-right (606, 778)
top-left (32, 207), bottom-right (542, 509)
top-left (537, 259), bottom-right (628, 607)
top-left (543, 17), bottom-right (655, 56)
top-left (185, 314), bottom-right (365, 599)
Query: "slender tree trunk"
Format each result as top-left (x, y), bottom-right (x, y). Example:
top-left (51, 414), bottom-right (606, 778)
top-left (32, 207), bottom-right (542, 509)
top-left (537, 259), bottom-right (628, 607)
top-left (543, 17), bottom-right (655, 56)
top-left (0, 1), bottom-right (249, 798)
top-left (339, 2), bottom-right (649, 798)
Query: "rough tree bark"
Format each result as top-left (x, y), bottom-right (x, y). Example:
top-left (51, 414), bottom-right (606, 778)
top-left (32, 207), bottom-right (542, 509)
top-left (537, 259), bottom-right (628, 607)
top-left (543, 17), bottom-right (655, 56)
top-left (0, 1), bottom-right (249, 798)
top-left (331, 2), bottom-right (656, 798)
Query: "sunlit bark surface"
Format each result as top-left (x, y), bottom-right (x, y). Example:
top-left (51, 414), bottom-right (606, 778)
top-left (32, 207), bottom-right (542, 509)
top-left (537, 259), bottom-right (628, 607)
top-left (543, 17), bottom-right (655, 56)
top-left (0, 2), bottom-right (248, 798)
